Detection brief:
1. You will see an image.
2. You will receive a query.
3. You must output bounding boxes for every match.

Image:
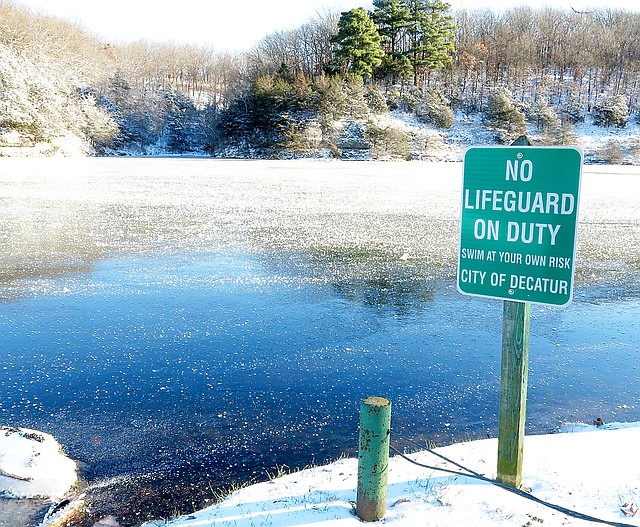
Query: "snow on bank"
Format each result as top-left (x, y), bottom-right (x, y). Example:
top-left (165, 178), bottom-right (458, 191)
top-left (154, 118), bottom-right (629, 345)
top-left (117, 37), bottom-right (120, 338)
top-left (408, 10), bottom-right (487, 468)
top-left (149, 423), bottom-right (640, 527)
top-left (0, 426), bottom-right (77, 499)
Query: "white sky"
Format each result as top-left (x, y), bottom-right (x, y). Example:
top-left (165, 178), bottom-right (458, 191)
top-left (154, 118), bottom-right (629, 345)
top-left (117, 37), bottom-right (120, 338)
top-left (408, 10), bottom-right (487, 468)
top-left (13, 0), bottom-right (640, 52)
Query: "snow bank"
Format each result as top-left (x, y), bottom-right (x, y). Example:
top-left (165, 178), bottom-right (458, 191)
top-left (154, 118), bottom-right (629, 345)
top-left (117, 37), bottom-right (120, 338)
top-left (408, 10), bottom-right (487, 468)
top-left (0, 426), bottom-right (77, 500)
top-left (149, 422), bottom-right (640, 527)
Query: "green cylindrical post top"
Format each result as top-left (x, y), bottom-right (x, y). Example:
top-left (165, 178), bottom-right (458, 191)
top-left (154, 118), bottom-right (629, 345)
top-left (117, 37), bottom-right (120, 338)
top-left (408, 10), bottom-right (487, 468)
top-left (356, 396), bottom-right (391, 522)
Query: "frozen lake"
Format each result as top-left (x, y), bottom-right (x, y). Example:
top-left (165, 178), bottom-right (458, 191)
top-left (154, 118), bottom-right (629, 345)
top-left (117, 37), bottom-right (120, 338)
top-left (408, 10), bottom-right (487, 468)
top-left (0, 159), bottom-right (639, 523)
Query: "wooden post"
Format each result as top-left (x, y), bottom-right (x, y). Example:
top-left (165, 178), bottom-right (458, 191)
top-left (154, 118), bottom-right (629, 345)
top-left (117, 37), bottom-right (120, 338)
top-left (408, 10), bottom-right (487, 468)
top-left (497, 134), bottom-right (533, 489)
top-left (356, 396), bottom-right (391, 522)
top-left (497, 300), bottom-right (531, 488)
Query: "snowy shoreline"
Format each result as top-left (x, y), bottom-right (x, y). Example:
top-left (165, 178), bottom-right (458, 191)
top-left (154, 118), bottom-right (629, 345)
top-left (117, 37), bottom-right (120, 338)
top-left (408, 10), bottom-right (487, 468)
top-left (2, 115), bottom-right (640, 165)
top-left (2, 423), bottom-right (639, 526)
top-left (142, 421), bottom-right (640, 527)
top-left (0, 427), bottom-right (77, 500)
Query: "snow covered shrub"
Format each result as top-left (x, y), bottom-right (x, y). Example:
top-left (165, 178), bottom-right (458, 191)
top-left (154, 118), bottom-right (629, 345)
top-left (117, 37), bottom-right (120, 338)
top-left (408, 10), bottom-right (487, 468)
top-left (314, 75), bottom-right (349, 121)
top-left (597, 140), bottom-right (625, 164)
top-left (364, 84), bottom-right (387, 114)
top-left (365, 121), bottom-right (412, 160)
top-left (593, 94), bottom-right (628, 128)
top-left (531, 94), bottom-right (561, 132)
top-left (277, 117), bottom-right (322, 156)
top-left (529, 93), bottom-right (577, 146)
top-left (629, 137), bottom-right (640, 164)
top-left (397, 89), bottom-right (421, 113)
top-left (342, 75), bottom-right (370, 119)
top-left (0, 47), bottom-right (58, 143)
top-left (483, 87), bottom-right (526, 143)
top-left (421, 89), bottom-right (455, 129)
top-left (412, 128), bottom-right (445, 158)
top-left (78, 94), bottom-right (119, 151)
top-left (559, 87), bottom-right (585, 123)
top-left (395, 88), bottom-right (454, 128)
top-left (544, 121), bottom-right (578, 147)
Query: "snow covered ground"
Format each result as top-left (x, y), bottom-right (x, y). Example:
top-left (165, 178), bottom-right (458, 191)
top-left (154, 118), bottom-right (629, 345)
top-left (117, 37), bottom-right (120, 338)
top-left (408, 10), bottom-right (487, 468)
top-left (0, 426), bottom-right (78, 527)
top-left (144, 422), bottom-right (640, 527)
top-left (0, 426), bottom-right (77, 500)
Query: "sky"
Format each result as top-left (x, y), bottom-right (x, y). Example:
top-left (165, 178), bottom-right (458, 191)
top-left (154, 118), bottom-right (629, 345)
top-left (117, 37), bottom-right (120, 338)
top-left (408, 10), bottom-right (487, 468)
top-left (12, 0), bottom-right (640, 52)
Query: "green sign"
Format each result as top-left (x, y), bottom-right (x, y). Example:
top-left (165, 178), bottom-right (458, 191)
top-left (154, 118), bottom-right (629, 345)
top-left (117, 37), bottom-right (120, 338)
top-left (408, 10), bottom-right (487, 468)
top-left (458, 146), bottom-right (582, 306)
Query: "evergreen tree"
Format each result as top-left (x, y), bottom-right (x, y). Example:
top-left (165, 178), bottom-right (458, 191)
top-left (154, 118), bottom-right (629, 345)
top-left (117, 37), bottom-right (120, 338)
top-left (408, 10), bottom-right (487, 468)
top-left (332, 8), bottom-right (385, 79)
top-left (101, 72), bottom-right (160, 150)
top-left (372, 0), bottom-right (412, 83)
top-left (405, 0), bottom-right (455, 86)
top-left (531, 93), bottom-right (561, 132)
top-left (163, 91), bottom-right (203, 153)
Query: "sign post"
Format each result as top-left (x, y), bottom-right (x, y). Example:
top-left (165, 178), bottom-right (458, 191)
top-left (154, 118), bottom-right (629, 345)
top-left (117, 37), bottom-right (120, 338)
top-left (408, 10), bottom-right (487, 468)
top-left (458, 144), bottom-right (582, 487)
top-left (497, 299), bottom-right (530, 487)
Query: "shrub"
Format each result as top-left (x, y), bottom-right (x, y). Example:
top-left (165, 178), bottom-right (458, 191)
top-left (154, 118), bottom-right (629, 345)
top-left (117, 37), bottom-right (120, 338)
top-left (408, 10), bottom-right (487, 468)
top-left (543, 121), bottom-right (578, 146)
top-left (364, 84), bottom-right (387, 114)
top-left (395, 88), bottom-right (454, 129)
top-left (314, 75), bottom-right (349, 121)
top-left (342, 75), bottom-right (370, 118)
top-left (483, 87), bottom-right (526, 143)
top-left (597, 140), bottom-right (625, 164)
top-left (593, 94), bottom-right (628, 128)
top-left (412, 129), bottom-right (445, 157)
top-left (78, 94), bottom-right (119, 150)
top-left (560, 87), bottom-right (585, 123)
top-left (531, 95), bottom-right (561, 132)
top-left (365, 121), bottom-right (412, 160)
top-left (277, 116), bottom-right (322, 155)
top-left (420, 89), bottom-right (455, 129)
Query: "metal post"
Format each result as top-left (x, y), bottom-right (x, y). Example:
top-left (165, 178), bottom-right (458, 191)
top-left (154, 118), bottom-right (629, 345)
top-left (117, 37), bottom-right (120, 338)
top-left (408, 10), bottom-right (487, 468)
top-left (356, 396), bottom-right (391, 522)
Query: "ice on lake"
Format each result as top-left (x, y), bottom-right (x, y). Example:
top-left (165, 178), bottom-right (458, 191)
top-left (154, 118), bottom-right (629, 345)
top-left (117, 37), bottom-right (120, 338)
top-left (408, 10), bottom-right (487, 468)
top-left (0, 158), bottom-right (638, 523)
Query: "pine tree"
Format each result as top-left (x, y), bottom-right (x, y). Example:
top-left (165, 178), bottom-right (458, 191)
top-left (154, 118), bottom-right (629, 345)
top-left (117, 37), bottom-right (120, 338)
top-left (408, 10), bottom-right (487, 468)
top-left (372, 0), bottom-right (412, 83)
top-left (405, 0), bottom-right (455, 87)
top-left (423, 88), bottom-right (454, 128)
top-left (332, 8), bottom-right (385, 79)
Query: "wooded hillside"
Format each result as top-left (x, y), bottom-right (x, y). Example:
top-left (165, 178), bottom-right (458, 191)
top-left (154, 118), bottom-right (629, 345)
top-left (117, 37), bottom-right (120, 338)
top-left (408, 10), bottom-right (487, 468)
top-left (1, 1), bottom-right (638, 161)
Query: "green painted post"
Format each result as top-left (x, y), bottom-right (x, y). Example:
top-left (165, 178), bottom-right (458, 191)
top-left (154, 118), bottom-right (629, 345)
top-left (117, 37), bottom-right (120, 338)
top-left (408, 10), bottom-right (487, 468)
top-left (497, 299), bottom-right (530, 488)
top-left (356, 396), bottom-right (391, 522)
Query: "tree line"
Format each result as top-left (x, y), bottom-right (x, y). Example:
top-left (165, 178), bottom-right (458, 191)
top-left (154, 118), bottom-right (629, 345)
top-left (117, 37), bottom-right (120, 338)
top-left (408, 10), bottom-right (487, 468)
top-left (0, 0), bottom-right (638, 157)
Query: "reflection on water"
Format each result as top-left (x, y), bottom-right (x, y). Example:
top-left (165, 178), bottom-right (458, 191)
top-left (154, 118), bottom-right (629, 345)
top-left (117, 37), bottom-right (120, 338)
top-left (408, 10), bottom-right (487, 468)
top-left (0, 159), bottom-right (639, 524)
top-left (334, 276), bottom-right (435, 315)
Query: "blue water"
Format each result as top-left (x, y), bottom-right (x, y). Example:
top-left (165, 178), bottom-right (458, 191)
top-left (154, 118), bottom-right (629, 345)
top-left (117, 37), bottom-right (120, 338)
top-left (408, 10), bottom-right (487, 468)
top-left (1, 248), bottom-right (638, 495)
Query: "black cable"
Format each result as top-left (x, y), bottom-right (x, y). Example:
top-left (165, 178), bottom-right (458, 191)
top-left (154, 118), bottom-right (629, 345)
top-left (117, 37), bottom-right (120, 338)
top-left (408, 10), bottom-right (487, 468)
top-left (391, 434), bottom-right (634, 527)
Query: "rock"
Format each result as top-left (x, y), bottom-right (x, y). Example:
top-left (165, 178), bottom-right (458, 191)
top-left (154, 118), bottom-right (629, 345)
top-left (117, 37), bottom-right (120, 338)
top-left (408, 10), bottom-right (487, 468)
top-left (0, 426), bottom-right (77, 500)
